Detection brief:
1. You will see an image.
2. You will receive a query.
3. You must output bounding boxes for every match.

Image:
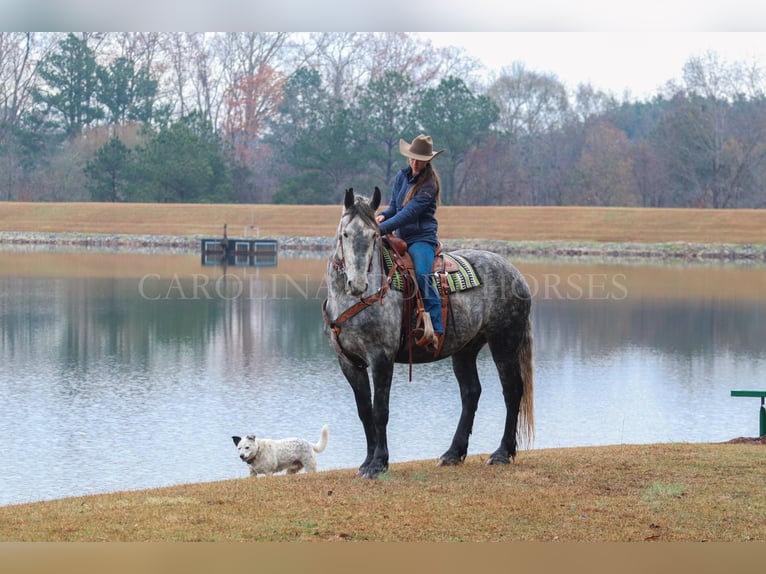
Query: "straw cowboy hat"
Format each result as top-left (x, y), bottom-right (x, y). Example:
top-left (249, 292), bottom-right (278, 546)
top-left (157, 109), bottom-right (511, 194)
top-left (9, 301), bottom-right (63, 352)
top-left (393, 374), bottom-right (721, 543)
top-left (399, 134), bottom-right (445, 161)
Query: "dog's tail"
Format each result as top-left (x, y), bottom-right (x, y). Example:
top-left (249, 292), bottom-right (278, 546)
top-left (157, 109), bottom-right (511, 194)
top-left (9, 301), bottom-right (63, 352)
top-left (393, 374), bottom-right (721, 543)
top-left (313, 424), bottom-right (329, 453)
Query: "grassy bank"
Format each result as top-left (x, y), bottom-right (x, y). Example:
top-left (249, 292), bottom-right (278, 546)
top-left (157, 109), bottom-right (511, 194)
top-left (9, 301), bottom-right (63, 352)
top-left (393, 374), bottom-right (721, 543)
top-left (1, 443), bottom-right (763, 542)
top-left (2, 201), bottom-right (766, 245)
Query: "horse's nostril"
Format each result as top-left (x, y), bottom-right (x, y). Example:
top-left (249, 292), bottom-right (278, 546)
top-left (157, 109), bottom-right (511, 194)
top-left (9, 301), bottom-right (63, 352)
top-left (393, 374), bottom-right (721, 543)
top-left (345, 279), bottom-right (367, 296)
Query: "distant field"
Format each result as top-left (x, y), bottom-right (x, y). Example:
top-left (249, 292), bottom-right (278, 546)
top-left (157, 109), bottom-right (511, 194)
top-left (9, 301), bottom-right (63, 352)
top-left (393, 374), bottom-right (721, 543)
top-left (1, 202), bottom-right (766, 244)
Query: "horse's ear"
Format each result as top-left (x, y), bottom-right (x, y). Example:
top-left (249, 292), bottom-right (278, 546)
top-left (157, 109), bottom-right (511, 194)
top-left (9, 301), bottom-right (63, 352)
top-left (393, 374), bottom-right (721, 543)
top-left (371, 186), bottom-right (381, 211)
top-left (344, 188), bottom-right (355, 210)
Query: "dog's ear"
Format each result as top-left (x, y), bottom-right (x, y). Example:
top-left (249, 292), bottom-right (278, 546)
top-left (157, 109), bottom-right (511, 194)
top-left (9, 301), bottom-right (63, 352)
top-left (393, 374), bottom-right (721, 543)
top-left (232, 436), bottom-right (241, 446)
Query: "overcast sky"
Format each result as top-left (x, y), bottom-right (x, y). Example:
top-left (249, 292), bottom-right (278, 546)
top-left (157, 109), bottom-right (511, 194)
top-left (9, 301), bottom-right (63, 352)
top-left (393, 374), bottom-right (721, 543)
top-left (420, 32), bottom-right (766, 99)
top-left (3, 0), bottom-right (766, 101)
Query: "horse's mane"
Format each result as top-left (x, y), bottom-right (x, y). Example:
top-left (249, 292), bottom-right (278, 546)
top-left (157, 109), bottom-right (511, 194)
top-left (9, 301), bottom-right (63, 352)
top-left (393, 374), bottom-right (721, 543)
top-left (344, 195), bottom-right (378, 228)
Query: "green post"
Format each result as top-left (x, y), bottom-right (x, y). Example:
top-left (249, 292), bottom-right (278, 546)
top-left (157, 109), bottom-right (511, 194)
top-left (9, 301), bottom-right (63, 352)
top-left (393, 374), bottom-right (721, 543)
top-left (730, 391), bottom-right (766, 437)
top-left (760, 397), bottom-right (765, 437)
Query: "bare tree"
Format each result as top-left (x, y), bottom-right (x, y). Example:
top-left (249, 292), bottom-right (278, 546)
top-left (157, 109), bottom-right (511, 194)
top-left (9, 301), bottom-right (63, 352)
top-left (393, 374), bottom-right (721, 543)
top-left (1, 34), bottom-right (44, 130)
top-left (575, 120), bottom-right (638, 206)
top-left (486, 63), bottom-right (570, 137)
top-left (160, 33), bottom-right (194, 119)
top-left (632, 139), bottom-right (671, 207)
top-left (0, 33), bottom-right (63, 200)
top-left (366, 33), bottom-right (482, 88)
top-left (572, 82), bottom-right (617, 122)
top-left (214, 32), bottom-right (289, 130)
top-left (295, 33), bottom-right (366, 101)
top-left (217, 32), bottom-right (288, 79)
top-left (666, 51), bottom-right (766, 207)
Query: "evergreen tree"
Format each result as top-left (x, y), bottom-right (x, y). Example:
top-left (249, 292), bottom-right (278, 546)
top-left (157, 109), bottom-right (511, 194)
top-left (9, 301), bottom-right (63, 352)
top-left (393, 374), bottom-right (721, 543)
top-left (33, 33), bottom-right (104, 138)
top-left (414, 76), bottom-right (500, 204)
top-left (355, 71), bottom-right (419, 186)
top-left (84, 136), bottom-right (132, 201)
top-left (97, 57), bottom-right (158, 125)
top-left (269, 67), bottom-right (374, 204)
top-left (128, 113), bottom-right (232, 203)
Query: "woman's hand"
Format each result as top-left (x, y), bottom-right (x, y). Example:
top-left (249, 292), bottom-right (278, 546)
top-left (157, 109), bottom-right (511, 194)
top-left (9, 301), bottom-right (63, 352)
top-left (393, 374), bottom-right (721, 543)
top-left (375, 214), bottom-right (385, 223)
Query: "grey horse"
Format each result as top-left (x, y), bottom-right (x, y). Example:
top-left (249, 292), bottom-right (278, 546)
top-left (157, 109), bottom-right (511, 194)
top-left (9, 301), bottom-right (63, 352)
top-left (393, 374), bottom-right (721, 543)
top-left (323, 187), bottom-right (534, 479)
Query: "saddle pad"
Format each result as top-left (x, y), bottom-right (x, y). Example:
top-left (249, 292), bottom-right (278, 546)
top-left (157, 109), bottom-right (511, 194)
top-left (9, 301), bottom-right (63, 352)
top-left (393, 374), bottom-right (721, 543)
top-left (382, 246), bottom-right (480, 294)
top-left (432, 253), bottom-right (481, 294)
top-left (381, 245), bottom-right (406, 291)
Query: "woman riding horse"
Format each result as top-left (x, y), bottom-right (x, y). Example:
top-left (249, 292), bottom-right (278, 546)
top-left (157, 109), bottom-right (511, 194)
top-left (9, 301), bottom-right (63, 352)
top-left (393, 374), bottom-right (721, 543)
top-left (324, 188), bottom-right (534, 479)
top-left (376, 134), bottom-right (444, 350)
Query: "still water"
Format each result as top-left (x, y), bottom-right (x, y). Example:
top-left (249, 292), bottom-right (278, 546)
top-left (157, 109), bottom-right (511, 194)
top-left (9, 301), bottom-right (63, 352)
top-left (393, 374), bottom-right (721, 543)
top-left (2, 248), bottom-right (766, 506)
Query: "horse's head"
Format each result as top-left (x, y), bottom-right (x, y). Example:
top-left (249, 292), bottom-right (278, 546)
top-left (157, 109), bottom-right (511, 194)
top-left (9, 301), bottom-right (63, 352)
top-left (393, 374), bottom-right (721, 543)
top-left (335, 187), bottom-right (382, 297)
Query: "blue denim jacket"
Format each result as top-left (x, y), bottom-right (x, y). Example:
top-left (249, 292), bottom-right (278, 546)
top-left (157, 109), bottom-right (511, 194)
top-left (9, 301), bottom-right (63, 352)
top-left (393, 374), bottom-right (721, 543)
top-left (378, 167), bottom-right (438, 247)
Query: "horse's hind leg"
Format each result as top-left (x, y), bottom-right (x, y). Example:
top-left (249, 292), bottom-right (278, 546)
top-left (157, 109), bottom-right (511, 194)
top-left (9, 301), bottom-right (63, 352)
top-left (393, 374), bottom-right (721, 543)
top-left (438, 343), bottom-right (483, 466)
top-left (486, 329), bottom-right (531, 465)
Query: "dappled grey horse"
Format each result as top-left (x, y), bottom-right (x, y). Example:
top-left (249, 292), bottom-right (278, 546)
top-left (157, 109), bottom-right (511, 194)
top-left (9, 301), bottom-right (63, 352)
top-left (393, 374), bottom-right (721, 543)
top-left (323, 188), bottom-right (534, 479)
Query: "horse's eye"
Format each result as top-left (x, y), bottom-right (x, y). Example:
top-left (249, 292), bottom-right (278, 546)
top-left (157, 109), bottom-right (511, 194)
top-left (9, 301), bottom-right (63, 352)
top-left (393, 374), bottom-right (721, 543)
top-left (342, 231), bottom-right (348, 238)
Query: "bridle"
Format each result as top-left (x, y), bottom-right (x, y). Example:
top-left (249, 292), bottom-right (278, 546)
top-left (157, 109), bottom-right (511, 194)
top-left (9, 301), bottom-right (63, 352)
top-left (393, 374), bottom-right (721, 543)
top-left (329, 225), bottom-right (379, 276)
top-left (323, 220), bottom-right (397, 367)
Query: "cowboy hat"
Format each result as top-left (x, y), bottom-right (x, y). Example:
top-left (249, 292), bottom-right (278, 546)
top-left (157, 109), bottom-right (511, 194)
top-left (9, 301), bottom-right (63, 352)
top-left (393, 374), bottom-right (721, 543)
top-left (399, 134), bottom-right (444, 161)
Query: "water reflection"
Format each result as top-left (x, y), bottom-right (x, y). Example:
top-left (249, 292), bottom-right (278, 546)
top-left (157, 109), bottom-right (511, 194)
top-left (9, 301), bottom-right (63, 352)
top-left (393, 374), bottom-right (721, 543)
top-left (1, 250), bottom-right (765, 506)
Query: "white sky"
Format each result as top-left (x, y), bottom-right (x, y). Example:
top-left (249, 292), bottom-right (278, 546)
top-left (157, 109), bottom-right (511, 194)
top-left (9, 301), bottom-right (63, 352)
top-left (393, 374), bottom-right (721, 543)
top-left (420, 32), bottom-right (766, 100)
top-left (3, 0), bottom-right (766, 102)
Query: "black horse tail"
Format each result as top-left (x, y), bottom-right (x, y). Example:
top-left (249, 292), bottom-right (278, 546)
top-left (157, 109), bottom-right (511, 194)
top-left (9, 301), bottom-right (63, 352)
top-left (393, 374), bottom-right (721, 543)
top-left (517, 314), bottom-right (535, 448)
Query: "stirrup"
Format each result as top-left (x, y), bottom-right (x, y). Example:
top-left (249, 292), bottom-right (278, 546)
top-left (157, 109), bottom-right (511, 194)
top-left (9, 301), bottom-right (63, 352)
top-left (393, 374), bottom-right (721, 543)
top-left (413, 313), bottom-right (436, 347)
top-left (425, 333), bottom-right (443, 354)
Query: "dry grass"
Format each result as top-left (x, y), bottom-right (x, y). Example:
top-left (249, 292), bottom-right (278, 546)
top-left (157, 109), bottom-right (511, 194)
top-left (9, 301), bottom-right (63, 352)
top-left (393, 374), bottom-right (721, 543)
top-left (1, 443), bottom-right (763, 542)
top-left (2, 202), bottom-right (766, 244)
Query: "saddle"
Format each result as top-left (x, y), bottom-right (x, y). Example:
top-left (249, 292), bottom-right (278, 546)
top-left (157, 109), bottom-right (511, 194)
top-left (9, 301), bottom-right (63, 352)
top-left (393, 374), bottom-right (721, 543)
top-left (382, 234), bottom-right (453, 361)
top-left (386, 235), bottom-right (462, 274)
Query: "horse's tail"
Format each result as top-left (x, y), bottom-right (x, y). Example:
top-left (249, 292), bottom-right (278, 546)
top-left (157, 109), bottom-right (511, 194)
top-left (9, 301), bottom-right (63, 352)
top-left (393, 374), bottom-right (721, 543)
top-left (517, 314), bottom-right (535, 448)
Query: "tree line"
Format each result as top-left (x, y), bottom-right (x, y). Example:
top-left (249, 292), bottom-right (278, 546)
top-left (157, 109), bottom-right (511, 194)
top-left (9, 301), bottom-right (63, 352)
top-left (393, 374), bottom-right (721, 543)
top-left (2, 32), bottom-right (766, 208)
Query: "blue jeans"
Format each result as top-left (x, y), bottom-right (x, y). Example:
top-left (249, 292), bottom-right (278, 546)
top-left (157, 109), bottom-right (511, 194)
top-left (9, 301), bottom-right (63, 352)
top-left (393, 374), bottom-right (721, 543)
top-left (408, 241), bottom-right (444, 335)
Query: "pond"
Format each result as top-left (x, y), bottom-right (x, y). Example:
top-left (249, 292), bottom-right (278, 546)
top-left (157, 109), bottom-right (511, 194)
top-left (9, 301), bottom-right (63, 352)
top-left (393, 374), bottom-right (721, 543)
top-left (1, 248), bottom-right (765, 506)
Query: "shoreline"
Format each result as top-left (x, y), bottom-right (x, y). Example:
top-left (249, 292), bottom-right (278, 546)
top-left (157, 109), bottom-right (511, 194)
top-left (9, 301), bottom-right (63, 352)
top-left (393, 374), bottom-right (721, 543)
top-left (2, 230), bottom-right (766, 263)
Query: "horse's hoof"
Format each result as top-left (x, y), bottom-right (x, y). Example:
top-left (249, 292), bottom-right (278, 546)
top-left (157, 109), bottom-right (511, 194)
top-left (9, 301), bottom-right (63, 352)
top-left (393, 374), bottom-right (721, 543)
top-left (486, 453), bottom-right (511, 465)
top-left (437, 453), bottom-right (465, 466)
top-left (360, 462), bottom-right (388, 479)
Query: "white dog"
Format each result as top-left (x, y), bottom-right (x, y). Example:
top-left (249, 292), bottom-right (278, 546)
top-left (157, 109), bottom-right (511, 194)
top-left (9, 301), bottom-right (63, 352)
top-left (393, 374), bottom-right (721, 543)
top-left (232, 425), bottom-right (329, 477)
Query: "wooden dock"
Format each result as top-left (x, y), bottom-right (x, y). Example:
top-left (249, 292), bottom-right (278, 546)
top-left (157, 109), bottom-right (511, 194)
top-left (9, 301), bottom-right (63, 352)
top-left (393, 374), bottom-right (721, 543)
top-left (200, 237), bottom-right (278, 266)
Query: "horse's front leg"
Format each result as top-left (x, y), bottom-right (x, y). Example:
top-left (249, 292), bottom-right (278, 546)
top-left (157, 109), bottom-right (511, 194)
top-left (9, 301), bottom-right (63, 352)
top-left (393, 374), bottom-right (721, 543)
top-left (363, 354), bottom-right (394, 479)
top-left (339, 358), bottom-right (376, 475)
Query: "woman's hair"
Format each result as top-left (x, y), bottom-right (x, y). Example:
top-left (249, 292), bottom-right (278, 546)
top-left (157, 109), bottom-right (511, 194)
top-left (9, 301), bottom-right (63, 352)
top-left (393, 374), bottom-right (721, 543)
top-left (402, 162), bottom-right (441, 206)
